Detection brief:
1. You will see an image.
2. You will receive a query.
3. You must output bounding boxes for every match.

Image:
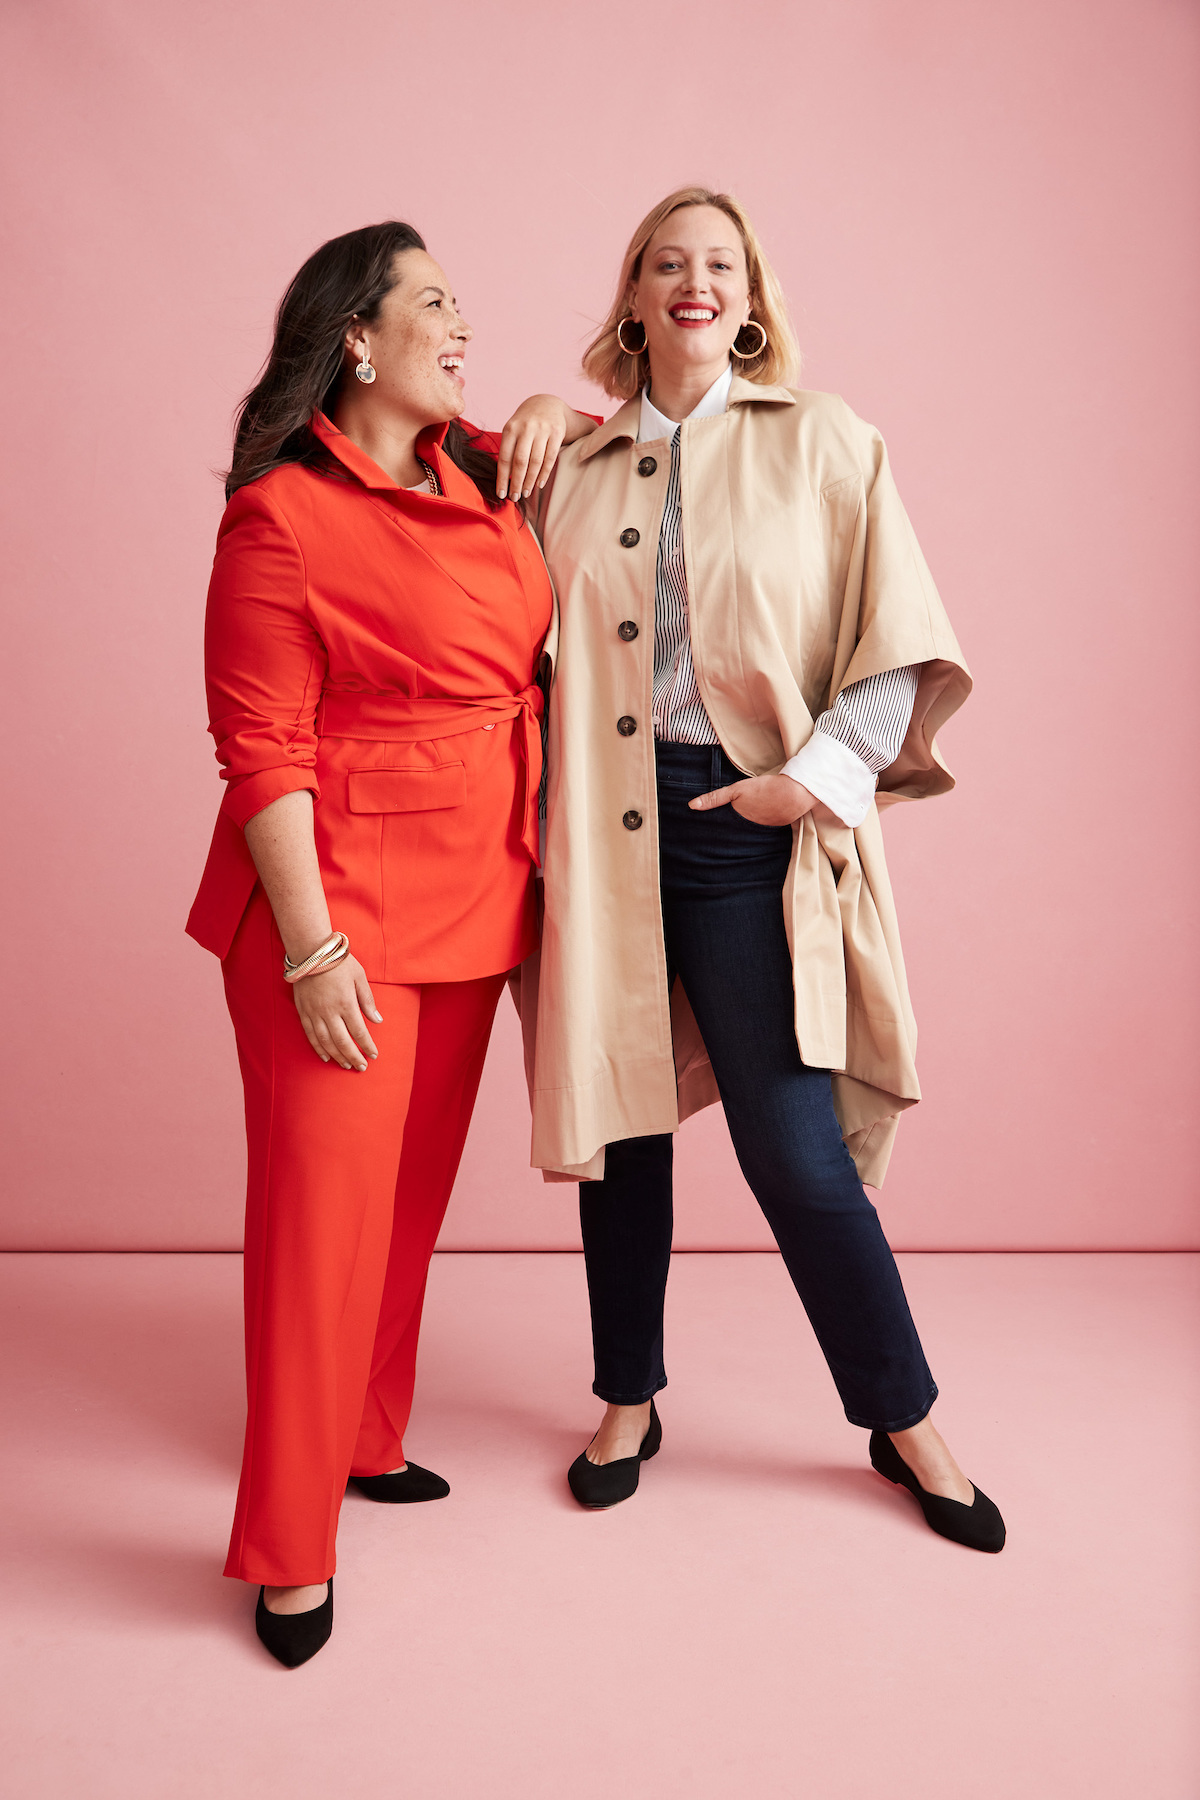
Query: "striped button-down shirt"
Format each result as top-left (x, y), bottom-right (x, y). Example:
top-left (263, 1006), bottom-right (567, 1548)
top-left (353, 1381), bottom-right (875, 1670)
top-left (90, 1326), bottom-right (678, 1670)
top-left (639, 370), bottom-right (918, 829)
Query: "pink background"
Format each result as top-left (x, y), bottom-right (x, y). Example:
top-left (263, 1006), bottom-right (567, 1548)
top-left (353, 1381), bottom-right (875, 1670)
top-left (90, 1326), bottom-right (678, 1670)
top-left (1, 0), bottom-right (1196, 1252)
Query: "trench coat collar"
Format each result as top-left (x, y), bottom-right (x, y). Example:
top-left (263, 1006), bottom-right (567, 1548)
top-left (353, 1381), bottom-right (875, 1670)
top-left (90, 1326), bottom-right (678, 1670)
top-left (310, 410), bottom-right (452, 492)
top-left (577, 376), bottom-right (796, 462)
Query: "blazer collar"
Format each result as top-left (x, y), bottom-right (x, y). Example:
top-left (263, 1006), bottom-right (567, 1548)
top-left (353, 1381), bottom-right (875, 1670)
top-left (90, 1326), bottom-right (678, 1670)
top-left (309, 410), bottom-right (452, 491)
top-left (577, 377), bottom-right (796, 462)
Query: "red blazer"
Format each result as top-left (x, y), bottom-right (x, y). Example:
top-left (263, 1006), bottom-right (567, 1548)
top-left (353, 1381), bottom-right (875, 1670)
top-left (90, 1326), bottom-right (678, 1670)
top-left (186, 412), bottom-right (554, 984)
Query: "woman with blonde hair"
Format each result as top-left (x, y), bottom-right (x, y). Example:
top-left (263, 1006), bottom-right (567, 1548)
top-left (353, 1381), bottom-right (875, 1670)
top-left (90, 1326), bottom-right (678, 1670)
top-left (524, 188), bottom-right (1006, 1549)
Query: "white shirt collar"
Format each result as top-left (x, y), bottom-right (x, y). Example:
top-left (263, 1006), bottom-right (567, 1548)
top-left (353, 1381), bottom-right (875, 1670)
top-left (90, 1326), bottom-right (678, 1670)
top-left (637, 363), bottom-right (733, 443)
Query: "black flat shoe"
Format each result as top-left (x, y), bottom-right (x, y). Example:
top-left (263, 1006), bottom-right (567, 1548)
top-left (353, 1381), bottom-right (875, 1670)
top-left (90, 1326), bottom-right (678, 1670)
top-left (348, 1461), bottom-right (450, 1504)
top-left (255, 1580), bottom-right (333, 1667)
top-left (568, 1400), bottom-right (662, 1509)
top-left (869, 1431), bottom-right (1006, 1553)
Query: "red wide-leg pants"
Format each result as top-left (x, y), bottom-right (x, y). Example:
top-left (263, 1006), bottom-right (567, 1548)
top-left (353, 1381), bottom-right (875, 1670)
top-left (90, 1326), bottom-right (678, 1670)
top-left (220, 888), bottom-right (505, 1586)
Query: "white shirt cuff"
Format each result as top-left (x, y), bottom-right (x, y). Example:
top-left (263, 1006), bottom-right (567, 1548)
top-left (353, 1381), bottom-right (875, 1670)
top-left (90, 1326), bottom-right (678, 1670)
top-left (781, 731), bottom-right (877, 828)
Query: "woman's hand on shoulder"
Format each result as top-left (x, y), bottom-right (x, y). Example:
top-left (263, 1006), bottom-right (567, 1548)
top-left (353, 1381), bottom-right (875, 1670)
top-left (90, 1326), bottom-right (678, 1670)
top-left (689, 773), bottom-right (839, 828)
top-left (291, 954), bottom-right (382, 1072)
top-left (496, 395), bottom-right (599, 501)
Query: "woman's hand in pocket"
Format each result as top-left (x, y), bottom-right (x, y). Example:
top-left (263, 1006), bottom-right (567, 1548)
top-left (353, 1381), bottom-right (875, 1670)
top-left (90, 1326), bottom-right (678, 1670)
top-left (690, 773), bottom-right (823, 827)
top-left (291, 956), bottom-right (382, 1071)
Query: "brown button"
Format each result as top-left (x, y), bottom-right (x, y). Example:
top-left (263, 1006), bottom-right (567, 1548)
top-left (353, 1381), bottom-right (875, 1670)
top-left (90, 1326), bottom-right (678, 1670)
top-left (619, 528), bottom-right (640, 548)
top-left (637, 457), bottom-right (657, 477)
top-left (617, 620), bottom-right (639, 642)
top-left (617, 716), bottom-right (637, 736)
top-left (622, 810), bottom-right (643, 831)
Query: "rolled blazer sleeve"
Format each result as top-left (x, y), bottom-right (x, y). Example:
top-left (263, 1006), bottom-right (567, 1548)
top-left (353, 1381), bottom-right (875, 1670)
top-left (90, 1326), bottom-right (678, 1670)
top-left (204, 484), bottom-right (327, 829)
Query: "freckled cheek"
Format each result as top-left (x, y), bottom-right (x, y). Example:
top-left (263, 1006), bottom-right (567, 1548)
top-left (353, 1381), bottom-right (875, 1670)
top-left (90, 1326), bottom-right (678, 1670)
top-left (380, 350), bottom-right (442, 409)
top-left (399, 337), bottom-right (441, 386)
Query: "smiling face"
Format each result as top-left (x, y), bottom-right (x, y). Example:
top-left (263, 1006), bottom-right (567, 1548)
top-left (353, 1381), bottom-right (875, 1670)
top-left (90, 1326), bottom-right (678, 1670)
top-left (629, 204), bottom-right (753, 379)
top-left (345, 248), bottom-right (472, 428)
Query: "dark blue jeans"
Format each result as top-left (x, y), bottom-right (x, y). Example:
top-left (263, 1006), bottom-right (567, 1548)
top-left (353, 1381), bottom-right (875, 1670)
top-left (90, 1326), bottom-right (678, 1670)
top-left (579, 741), bottom-right (937, 1432)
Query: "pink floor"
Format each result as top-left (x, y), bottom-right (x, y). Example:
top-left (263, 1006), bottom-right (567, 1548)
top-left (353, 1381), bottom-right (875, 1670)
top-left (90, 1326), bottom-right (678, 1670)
top-left (3, 1252), bottom-right (1197, 1798)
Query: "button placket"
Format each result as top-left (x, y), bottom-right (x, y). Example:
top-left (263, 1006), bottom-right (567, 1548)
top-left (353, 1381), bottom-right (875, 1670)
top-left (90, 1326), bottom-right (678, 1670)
top-left (616, 467), bottom-right (652, 835)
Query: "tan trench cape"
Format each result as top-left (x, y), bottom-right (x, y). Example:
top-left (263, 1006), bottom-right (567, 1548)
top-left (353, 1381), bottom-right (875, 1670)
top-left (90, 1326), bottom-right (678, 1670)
top-left (518, 378), bottom-right (971, 1188)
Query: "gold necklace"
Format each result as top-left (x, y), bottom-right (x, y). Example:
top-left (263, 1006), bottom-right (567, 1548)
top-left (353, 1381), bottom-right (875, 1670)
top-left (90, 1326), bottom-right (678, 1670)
top-left (418, 458), bottom-right (441, 496)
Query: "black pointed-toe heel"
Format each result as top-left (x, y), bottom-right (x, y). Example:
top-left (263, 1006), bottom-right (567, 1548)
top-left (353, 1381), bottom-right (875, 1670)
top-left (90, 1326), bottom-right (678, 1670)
top-left (568, 1400), bottom-right (662, 1509)
top-left (255, 1579), bottom-right (334, 1667)
top-left (869, 1431), bottom-right (1006, 1553)
top-left (348, 1462), bottom-right (450, 1504)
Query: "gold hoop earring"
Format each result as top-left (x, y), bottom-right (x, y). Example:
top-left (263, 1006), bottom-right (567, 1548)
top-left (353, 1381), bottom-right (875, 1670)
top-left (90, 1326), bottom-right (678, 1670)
top-left (354, 344), bottom-right (377, 384)
top-left (731, 320), bottom-right (768, 359)
top-left (616, 317), bottom-right (647, 356)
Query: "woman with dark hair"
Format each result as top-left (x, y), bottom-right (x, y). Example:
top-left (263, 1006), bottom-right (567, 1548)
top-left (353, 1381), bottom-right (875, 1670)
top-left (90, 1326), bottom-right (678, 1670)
top-left (187, 220), bottom-right (596, 1665)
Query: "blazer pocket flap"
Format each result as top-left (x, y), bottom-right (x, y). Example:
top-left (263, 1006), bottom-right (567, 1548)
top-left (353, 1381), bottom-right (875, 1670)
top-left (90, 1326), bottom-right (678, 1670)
top-left (348, 764), bottom-right (466, 813)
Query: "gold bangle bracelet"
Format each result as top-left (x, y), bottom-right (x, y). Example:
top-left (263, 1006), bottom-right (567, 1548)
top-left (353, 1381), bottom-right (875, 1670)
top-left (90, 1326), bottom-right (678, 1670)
top-left (283, 932), bottom-right (350, 983)
top-left (290, 944), bottom-right (350, 981)
top-left (283, 933), bottom-right (349, 979)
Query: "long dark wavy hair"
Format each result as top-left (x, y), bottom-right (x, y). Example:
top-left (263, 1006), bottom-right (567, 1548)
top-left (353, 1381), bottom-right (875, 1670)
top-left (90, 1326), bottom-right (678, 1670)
top-left (224, 221), bottom-right (502, 506)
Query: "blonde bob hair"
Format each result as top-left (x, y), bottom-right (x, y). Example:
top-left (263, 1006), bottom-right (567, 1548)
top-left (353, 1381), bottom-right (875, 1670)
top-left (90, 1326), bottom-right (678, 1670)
top-left (582, 187), bottom-right (800, 401)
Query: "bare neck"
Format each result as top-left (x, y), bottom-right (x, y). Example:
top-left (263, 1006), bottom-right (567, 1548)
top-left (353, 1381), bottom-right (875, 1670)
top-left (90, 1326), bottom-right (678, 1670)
top-left (332, 391), bottom-right (432, 487)
top-left (644, 355), bottom-right (728, 425)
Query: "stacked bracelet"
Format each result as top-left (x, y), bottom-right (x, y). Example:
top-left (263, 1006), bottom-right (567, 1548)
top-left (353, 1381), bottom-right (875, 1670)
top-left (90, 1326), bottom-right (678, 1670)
top-left (283, 932), bottom-right (351, 983)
